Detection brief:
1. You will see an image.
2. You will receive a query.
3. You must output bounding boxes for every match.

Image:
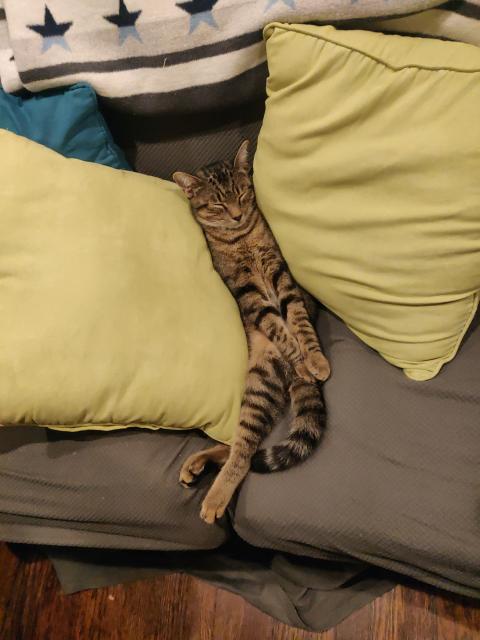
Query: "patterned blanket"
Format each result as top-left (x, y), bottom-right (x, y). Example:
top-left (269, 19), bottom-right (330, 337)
top-left (0, 1), bottom-right (478, 114)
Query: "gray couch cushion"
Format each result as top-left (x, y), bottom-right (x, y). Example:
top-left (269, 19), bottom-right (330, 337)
top-left (0, 427), bottom-right (228, 550)
top-left (234, 309), bottom-right (480, 599)
top-left (102, 102), bottom-right (263, 179)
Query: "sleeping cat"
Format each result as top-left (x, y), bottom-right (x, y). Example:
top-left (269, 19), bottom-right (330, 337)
top-left (173, 140), bottom-right (330, 524)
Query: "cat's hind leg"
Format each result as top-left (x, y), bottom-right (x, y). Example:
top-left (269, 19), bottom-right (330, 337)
top-left (282, 296), bottom-right (330, 382)
top-left (200, 331), bottom-right (288, 524)
top-left (179, 444), bottom-right (230, 487)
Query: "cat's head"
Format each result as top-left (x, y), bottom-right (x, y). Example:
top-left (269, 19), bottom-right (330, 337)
top-left (173, 140), bottom-right (255, 231)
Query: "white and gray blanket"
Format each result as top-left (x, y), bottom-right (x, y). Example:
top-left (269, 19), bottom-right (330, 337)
top-left (0, 1), bottom-right (478, 114)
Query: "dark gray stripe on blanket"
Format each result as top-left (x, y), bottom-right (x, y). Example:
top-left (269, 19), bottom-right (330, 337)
top-left (311, 9), bottom-right (432, 27)
top-left (20, 30), bottom-right (262, 84)
top-left (18, 6), bottom-right (447, 86)
top-left (440, 1), bottom-right (480, 19)
top-left (101, 62), bottom-right (268, 117)
top-left (0, 8), bottom-right (5, 20)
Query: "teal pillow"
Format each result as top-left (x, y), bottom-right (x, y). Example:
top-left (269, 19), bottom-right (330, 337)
top-left (0, 83), bottom-right (129, 169)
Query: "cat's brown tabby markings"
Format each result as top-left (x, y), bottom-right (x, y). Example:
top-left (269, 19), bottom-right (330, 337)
top-left (173, 141), bottom-right (330, 524)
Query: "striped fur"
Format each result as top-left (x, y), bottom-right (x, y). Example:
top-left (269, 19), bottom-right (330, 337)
top-left (251, 377), bottom-right (326, 473)
top-left (173, 140), bottom-right (330, 523)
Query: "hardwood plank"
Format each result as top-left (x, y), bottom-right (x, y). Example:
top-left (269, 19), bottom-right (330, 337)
top-left (0, 544), bottom-right (479, 640)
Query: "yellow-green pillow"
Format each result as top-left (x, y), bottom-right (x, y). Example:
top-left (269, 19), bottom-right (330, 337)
top-left (0, 130), bottom-right (247, 443)
top-left (254, 24), bottom-right (480, 381)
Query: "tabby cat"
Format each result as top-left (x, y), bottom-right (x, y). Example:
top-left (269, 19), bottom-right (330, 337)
top-left (173, 140), bottom-right (330, 524)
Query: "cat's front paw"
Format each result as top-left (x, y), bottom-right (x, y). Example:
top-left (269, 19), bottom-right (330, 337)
top-left (200, 489), bottom-right (229, 524)
top-left (305, 350), bottom-right (330, 382)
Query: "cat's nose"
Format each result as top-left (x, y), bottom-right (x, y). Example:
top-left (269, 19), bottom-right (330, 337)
top-left (230, 206), bottom-right (242, 221)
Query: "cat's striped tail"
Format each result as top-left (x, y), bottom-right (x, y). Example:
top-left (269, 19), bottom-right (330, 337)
top-left (250, 378), bottom-right (326, 473)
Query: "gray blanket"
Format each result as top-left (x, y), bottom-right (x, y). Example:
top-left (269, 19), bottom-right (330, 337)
top-left (46, 545), bottom-right (396, 631)
top-left (0, 1), bottom-right (479, 113)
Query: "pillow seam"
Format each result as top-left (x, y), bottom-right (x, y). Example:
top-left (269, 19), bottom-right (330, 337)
top-left (266, 24), bottom-right (480, 74)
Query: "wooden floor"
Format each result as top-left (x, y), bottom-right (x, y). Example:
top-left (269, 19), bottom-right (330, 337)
top-left (0, 543), bottom-right (479, 640)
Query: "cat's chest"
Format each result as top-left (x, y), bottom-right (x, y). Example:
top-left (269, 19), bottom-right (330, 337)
top-left (234, 258), bottom-right (278, 303)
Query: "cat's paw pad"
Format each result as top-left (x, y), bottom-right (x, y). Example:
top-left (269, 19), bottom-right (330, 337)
top-left (200, 493), bottom-right (228, 524)
top-left (179, 457), bottom-right (206, 487)
top-left (305, 350), bottom-right (330, 382)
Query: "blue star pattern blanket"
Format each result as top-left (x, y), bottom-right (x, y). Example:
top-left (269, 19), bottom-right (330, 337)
top-left (0, 0), bottom-right (478, 114)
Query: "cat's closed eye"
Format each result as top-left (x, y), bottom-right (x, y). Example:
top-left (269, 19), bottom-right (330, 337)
top-left (209, 204), bottom-right (225, 212)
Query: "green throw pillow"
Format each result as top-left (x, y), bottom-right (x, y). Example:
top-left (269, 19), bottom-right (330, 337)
top-left (254, 24), bottom-right (480, 380)
top-left (0, 130), bottom-right (247, 443)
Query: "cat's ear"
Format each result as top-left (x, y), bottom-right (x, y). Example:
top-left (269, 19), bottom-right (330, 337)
top-left (234, 140), bottom-right (250, 174)
top-left (172, 172), bottom-right (203, 199)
